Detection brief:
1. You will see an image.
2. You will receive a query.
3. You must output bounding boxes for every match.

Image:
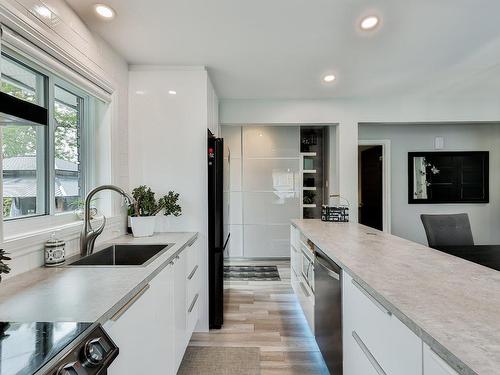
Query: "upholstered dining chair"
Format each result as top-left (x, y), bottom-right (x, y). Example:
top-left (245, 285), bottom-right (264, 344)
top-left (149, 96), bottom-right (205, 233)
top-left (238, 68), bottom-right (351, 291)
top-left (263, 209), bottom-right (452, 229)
top-left (420, 213), bottom-right (474, 248)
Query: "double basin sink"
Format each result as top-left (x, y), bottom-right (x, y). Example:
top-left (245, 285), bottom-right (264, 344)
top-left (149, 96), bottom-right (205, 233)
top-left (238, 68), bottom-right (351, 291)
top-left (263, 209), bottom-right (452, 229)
top-left (68, 244), bottom-right (174, 267)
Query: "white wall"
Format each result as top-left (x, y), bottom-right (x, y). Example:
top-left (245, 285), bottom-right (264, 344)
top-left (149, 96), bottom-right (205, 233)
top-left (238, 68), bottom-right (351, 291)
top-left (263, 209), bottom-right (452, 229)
top-left (359, 123), bottom-right (500, 245)
top-left (220, 95), bottom-right (500, 224)
top-left (0, 0), bottom-right (130, 277)
top-left (128, 66), bottom-right (218, 331)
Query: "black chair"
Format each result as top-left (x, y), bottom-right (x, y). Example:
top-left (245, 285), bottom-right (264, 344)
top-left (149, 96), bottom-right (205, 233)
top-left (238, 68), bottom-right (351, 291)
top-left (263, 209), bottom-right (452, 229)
top-left (420, 213), bottom-right (474, 248)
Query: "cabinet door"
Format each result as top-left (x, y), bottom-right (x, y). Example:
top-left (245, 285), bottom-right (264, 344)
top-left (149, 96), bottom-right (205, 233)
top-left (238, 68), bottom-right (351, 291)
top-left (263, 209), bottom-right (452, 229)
top-left (173, 250), bottom-right (188, 372)
top-left (423, 344), bottom-right (459, 375)
top-left (105, 264), bottom-right (175, 375)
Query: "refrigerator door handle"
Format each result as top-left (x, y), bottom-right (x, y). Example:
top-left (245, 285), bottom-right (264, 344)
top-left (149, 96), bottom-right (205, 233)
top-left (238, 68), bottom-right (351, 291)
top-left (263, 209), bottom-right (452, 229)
top-left (223, 233), bottom-right (231, 250)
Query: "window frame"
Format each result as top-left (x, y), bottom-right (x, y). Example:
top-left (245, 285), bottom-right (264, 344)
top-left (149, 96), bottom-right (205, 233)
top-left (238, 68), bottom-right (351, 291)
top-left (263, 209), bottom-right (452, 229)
top-left (1, 47), bottom-right (95, 228)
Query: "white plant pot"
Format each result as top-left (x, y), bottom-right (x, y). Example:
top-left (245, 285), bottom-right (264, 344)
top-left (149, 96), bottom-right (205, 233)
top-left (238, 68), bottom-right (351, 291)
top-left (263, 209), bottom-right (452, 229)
top-left (129, 216), bottom-right (156, 238)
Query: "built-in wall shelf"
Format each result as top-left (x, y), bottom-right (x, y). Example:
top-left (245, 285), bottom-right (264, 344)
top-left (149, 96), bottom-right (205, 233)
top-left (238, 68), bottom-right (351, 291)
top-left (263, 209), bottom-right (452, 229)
top-left (300, 126), bottom-right (329, 219)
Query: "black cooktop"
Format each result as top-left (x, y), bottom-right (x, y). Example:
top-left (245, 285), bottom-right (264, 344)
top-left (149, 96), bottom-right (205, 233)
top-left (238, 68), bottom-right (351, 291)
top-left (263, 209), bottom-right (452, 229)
top-left (0, 322), bottom-right (92, 375)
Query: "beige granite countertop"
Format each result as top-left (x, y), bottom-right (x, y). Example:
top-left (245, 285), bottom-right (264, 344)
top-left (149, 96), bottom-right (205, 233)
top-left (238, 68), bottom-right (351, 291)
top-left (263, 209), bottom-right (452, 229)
top-left (0, 232), bottom-right (197, 323)
top-left (292, 219), bottom-right (500, 375)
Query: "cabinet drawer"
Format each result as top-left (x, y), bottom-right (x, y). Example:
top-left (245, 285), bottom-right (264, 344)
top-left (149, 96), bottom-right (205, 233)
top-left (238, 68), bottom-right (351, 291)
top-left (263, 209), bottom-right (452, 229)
top-left (290, 245), bottom-right (301, 275)
top-left (186, 235), bottom-right (200, 271)
top-left (294, 273), bottom-right (314, 334)
top-left (423, 344), bottom-right (459, 375)
top-left (344, 330), bottom-right (383, 375)
top-left (343, 272), bottom-right (422, 375)
top-left (187, 292), bottom-right (200, 335)
top-left (186, 262), bottom-right (200, 306)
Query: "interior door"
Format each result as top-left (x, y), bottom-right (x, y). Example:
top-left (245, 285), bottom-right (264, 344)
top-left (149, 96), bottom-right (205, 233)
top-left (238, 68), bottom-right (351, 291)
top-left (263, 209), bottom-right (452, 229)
top-left (359, 146), bottom-right (383, 231)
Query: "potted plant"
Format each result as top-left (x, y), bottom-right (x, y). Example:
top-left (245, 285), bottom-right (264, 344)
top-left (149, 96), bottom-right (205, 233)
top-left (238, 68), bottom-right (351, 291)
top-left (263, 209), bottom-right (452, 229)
top-left (128, 186), bottom-right (182, 237)
top-left (70, 198), bottom-right (98, 220)
top-left (0, 249), bottom-right (11, 283)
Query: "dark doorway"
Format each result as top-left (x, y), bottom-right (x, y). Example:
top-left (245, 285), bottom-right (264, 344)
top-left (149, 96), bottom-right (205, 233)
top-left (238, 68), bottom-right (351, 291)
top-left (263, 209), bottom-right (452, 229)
top-left (359, 145), bottom-right (383, 231)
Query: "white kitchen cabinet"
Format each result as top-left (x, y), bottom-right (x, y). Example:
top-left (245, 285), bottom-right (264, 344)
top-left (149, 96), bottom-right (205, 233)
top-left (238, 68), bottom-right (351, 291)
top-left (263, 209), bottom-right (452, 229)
top-left (104, 262), bottom-right (175, 375)
top-left (104, 238), bottom-right (202, 375)
top-left (344, 329), bottom-right (382, 375)
top-left (173, 249), bottom-right (188, 372)
top-left (424, 344), bottom-right (459, 375)
top-left (343, 271), bottom-right (422, 375)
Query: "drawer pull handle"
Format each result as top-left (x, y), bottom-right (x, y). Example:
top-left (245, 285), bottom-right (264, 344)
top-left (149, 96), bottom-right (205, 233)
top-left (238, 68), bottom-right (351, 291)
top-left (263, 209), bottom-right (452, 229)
top-left (187, 235), bottom-right (198, 247)
top-left (299, 281), bottom-right (311, 297)
top-left (352, 331), bottom-right (387, 375)
top-left (188, 293), bottom-right (199, 313)
top-left (352, 279), bottom-right (392, 316)
top-left (187, 265), bottom-right (199, 280)
top-left (111, 284), bottom-right (150, 321)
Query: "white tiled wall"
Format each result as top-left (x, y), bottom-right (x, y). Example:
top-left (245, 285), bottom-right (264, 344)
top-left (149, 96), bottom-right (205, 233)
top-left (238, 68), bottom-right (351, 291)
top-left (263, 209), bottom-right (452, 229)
top-left (0, 0), bottom-right (130, 275)
top-left (222, 125), bottom-right (300, 258)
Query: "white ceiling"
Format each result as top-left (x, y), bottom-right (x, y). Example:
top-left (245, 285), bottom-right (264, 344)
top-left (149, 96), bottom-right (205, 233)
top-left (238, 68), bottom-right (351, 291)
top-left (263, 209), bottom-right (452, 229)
top-left (66, 0), bottom-right (500, 99)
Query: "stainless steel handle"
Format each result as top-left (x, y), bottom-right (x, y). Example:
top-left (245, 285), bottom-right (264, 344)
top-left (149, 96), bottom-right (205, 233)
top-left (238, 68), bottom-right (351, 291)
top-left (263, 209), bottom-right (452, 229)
top-left (352, 279), bottom-right (392, 316)
top-left (352, 331), bottom-right (387, 375)
top-left (291, 245), bottom-right (298, 253)
top-left (111, 284), bottom-right (150, 321)
top-left (299, 281), bottom-right (310, 297)
top-left (187, 236), bottom-right (198, 247)
top-left (316, 256), bottom-right (340, 280)
top-left (187, 265), bottom-right (199, 280)
top-left (188, 293), bottom-right (199, 313)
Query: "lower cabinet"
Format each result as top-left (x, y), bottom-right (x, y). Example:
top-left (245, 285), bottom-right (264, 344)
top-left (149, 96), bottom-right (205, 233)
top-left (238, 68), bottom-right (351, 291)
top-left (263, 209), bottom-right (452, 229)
top-left (343, 272), bottom-right (422, 375)
top-left (104, 236), bottom-right (201, 375)
top-left (423, 344), bottom-right (460, 375)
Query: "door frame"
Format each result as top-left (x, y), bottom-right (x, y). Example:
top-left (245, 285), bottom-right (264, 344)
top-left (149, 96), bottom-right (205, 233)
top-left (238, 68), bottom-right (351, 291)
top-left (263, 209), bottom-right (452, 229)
top-left (358, 140), bottom-right (391, 233)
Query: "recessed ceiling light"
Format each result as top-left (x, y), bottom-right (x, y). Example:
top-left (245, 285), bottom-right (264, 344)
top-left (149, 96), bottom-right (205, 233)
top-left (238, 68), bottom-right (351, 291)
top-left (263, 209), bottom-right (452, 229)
top-left (360, 16), bottom-right (379, 30)
top-left (94, 4), bottom-right (115, 19)
top-left (323, 74), bottom-right (336, 83)
top-left (168, 90), bottom-right (177, 95)
top-left (34, 5), bottom-right (52, 18)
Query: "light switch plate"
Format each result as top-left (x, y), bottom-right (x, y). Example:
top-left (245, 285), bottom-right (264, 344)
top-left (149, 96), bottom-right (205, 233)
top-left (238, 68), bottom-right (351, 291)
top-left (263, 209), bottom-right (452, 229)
top-left (434, 136), bottom-right (444, 149)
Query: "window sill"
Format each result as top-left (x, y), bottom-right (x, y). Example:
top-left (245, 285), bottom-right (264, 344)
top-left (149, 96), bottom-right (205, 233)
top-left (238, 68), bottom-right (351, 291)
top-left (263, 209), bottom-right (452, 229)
top-left (3, 215), bottom-right (124, 256)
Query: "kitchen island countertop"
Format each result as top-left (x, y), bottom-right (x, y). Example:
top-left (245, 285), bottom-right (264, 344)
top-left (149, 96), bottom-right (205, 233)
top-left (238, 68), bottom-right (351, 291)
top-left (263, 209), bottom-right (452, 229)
top-left (292, 219), bottom-right (500, 375)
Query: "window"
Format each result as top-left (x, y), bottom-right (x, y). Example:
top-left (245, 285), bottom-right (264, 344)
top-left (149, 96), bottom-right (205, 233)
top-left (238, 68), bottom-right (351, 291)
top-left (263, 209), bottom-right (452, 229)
top-left (1, 50), bottom-right (93, 221)
top-left (54, 86), bottom-right (83, 213)
top-left (1, 54), bottom-right (48, 219)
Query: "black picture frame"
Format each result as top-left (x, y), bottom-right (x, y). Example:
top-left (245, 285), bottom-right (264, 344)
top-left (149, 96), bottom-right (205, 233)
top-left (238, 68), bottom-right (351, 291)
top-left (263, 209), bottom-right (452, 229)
top-left (408, 151), bottom-right (489, 204)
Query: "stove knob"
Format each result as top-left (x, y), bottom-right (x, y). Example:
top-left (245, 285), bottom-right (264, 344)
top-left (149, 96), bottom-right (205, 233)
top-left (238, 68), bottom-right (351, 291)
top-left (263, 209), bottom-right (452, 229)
top-left (57, 362), bottom-right (80, 375)
top-left (83, 337), bottom-right (106, 366)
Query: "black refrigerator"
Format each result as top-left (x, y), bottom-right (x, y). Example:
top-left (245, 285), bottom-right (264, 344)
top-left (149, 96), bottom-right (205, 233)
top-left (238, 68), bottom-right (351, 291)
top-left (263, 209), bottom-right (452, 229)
top-left (208, 131), bottom-right (225, 329)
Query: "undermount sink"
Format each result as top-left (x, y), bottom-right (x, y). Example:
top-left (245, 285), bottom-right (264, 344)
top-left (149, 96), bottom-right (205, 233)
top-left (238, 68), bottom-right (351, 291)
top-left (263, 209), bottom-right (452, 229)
top-left (68, 244), bottom-right (174, 267)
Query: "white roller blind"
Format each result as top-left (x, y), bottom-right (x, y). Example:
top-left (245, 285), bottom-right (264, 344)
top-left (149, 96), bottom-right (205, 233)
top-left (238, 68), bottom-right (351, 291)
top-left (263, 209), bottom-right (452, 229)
top-left (0, 25), bottom-right (112, 103)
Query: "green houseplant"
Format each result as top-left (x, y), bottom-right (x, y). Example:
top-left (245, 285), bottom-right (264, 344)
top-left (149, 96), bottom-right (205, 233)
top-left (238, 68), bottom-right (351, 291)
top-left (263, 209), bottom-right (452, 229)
top-left (128, 186), bottom-right (182, 237)
top-left (0, 249), bottom-right (11, 283)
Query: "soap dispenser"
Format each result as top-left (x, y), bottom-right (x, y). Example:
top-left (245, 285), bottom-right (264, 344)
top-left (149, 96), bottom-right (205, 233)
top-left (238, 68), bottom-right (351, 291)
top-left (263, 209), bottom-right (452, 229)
top-left (45, 232), bottom-right (66, 266)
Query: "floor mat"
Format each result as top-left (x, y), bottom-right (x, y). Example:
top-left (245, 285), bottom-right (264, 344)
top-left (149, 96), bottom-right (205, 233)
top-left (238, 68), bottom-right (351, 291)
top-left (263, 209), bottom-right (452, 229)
top-left (178, 346), bottom-right (260, 375)
top-left (224, 265), bottom-right (281, 281)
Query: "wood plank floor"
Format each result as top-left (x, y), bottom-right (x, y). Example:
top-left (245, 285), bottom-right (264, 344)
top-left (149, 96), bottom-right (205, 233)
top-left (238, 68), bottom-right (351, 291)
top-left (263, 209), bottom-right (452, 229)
top-left (188, 260), bottom-right (329, 374)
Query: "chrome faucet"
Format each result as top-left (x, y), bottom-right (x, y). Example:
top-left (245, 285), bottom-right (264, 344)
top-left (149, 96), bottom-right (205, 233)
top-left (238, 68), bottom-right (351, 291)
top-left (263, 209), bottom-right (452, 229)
top-left (80, 185), bottom-right (135, 257)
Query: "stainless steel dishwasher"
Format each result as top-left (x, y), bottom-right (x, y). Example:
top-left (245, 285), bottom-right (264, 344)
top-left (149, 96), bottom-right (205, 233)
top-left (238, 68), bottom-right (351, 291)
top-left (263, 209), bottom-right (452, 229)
top-left (314, 247), bottom-right (342, 374)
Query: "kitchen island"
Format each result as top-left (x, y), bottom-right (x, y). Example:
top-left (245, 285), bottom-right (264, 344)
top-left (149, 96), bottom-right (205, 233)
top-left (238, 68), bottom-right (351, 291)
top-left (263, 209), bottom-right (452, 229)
top-left (291, 219), bottom-right (500, 375)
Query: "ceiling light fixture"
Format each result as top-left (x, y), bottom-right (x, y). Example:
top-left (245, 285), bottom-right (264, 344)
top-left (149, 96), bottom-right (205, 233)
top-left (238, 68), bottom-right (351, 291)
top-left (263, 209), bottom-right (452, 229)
top-left (360, 15), bottom-right (379, 30)
top-left (323, 74), bottom-right (336, 83)
top-left (168, 90), bottom-right (177, 95)
top-left (94, 4), bottom-right (115, 19)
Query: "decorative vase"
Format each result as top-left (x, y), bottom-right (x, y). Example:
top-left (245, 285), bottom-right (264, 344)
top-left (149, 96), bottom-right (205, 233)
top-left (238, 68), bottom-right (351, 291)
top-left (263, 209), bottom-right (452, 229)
top-left (129, 216), bottom-right (156, 238)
